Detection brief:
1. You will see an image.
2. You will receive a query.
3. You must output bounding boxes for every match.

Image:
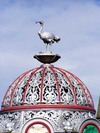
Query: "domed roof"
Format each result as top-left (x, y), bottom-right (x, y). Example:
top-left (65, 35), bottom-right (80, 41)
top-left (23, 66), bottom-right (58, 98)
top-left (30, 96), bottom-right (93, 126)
top-left (1, 64), bottom-right (95, 112)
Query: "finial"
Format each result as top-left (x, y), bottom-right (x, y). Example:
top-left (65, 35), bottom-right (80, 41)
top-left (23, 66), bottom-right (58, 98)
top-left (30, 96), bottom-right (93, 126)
top-left (36, 21), bottom-right (60, 53)
top-left (34, 21), bottom-right (61, 64)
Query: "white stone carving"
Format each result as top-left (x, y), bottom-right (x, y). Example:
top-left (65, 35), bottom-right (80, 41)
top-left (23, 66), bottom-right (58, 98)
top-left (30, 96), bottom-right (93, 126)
top-left (2, 66), bottom-right (94, 108)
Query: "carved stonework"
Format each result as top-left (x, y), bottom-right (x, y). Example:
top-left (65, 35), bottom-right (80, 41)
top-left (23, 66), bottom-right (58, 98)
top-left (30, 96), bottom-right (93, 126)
top-left (0, 109), bottom-right (95, 133)
top-left (1, 21), bottom-right (100, 133)
top-left (0, 111), bottom-right (22, 132)
top-left (2, 66), bottom-right (94, 108)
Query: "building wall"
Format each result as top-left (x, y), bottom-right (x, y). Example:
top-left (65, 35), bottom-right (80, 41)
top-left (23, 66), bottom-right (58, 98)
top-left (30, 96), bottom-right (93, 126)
top-left (0, 109), bottom-right (97, 133)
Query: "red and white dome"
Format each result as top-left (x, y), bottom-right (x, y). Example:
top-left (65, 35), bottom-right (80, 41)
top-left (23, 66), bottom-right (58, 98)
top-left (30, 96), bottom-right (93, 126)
top-left (2, 64), bottom-right (95, 112)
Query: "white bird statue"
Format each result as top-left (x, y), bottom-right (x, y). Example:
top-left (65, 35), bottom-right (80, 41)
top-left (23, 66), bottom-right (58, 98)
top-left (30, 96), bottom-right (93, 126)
top-left (36, 21), bottom-right (60, 52)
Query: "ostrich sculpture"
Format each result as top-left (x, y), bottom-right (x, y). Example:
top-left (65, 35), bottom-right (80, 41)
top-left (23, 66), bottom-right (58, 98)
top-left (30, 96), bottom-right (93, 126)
top-left (36, 21), bottom-right (60, 52)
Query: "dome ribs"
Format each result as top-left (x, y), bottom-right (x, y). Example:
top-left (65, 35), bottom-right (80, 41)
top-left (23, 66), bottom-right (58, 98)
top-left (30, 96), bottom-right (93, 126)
top-left (40, 66), bottom-right (46, 103)
top-left (3, 71), bottom-right (28, 107)
top-left (2, 74), bottom-right (23, 108)
top-left (1, 65), bottom-right (95, 111)
top-left (41, 66), bottom-right (59, 104)
top-left (75, 76), bottom-right (94, 108)
top-left (67, 71), bottom-right (89, 106)
top-left (2, 70), bottom-right (30, 107)
top-left (66, 70), bottom-right (94, 107)
top-left (60, 68), bottom-right (94, 108)
top-left (49, 66), bottom-right (60, 103)
top-left (22, 66), bottom-right (42, 105)
top-left (54, 67), bottom-right (77, 105)
top-left (9, 69), bottom-right (36, 107)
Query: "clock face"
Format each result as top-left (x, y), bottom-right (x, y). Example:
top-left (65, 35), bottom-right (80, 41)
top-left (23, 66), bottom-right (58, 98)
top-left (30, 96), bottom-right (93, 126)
top-left (27, 124), bottom-right (49, 133)
top-left (83, 125), bottom-right (98, 133)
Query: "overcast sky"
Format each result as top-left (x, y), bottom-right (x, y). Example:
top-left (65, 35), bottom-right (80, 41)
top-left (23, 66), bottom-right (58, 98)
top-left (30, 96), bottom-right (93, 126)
top-left (0, 0), bottom-right (100, 111)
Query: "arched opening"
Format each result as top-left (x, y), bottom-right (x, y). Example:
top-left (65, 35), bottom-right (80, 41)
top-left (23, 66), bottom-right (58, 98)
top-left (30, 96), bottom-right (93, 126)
top-left (21, 119), bottom-right (53, 133)
top-left (82, 124), bottom-right (99, 133)
top-left (25, 123), bottom-right (51, 133)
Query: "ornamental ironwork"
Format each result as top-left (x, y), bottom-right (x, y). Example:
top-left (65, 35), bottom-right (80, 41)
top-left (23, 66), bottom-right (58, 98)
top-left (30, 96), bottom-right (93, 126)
top-left (2, 65), bottom-right (94, 108)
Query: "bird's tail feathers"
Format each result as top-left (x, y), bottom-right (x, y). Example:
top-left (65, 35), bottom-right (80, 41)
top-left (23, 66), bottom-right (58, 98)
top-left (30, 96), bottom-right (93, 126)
top-left (54, 35), bottom-right (60, 42)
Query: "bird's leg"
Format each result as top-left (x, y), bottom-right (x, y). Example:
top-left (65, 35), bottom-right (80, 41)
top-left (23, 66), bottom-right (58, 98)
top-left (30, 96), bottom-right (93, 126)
top-left (45, 43), bottom-right (48, 52)
top-left (43, 44), bottom-right (46, 53)
top-left (44, 44), bottom-right (46, 53)
top-left (50, 44), bottom-right (52, 53)
top-left (49, 43), bottom-right (52, 53)
top-left (49, 44), bottom-right (50, 52)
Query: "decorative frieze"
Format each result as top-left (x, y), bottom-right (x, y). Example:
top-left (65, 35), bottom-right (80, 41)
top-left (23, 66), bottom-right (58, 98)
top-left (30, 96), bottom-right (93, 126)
top-left (0, 109), bottom-right (95, 133)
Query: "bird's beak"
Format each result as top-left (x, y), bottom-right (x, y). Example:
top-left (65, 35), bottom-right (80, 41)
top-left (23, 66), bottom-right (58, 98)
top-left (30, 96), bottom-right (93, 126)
top-left (36, 21), bottom-right (39, 24)
top-left (36, 21), bottom-right (44, 24)
top-left (36, 21), bottom-right (41, 24)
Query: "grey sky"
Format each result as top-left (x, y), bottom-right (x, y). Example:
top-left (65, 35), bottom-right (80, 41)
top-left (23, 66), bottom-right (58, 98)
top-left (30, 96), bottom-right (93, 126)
top-left (0, 0), bottom-right (100, 110)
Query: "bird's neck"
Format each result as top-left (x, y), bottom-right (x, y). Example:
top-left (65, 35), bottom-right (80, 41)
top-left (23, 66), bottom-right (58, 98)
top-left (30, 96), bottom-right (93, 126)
top-left (38, 24), bottom-right (43, 34)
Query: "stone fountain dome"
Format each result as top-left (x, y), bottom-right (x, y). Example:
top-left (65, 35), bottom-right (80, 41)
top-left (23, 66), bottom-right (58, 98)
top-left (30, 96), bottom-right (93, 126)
top-left (1, 20), bottom-right (95, 112)
top-left (1, 21), bottom-right (100, 133)
top-left (2, 61), bottom-right (95, 112)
